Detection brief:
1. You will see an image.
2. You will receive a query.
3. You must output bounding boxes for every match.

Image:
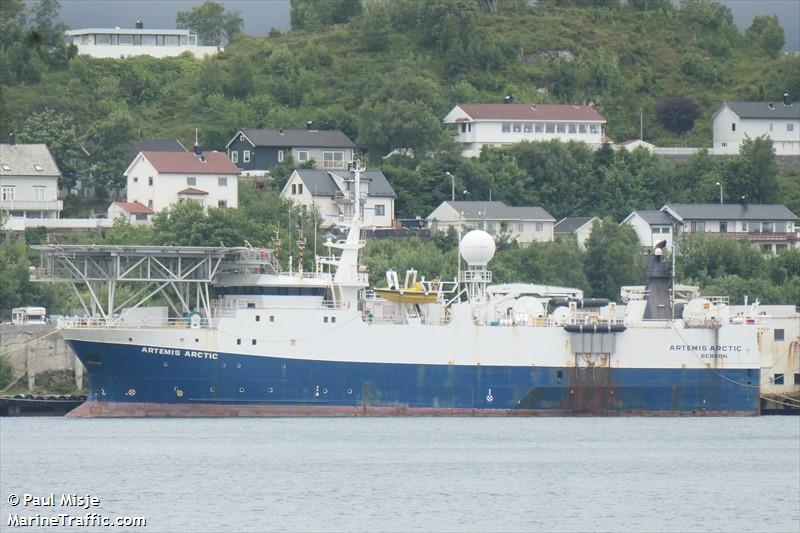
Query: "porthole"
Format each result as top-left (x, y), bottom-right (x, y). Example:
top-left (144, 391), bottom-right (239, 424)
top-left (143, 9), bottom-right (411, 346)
top-left (267, 387), bottom-right (273, 394)
top-left (127, 388), bottom-right (136, 396)
top-left (128, 337), bottom-right (133, 342)
top-left (163, 362), bottom-right (169, 367)
top-left (210, 386), bottom-right (216, 393)
top-left (322, 388), bottom-right (328, 394)
top-left (346, 388), bottom-right (353, 395)
top-left (221, 362), bottom-right (226, 368)
top-left (239, 387), bottom-right (245, 393)
top-left (235, 362), bottom-right (242, 369)
top-left (175, 388), bottom-right (184, 398)
top-left (195, 338), bottom-right (199, 343)
top-left (281, 363), bottom-right (287, 369)
top-left (180, 338), bottom-right (184, 342)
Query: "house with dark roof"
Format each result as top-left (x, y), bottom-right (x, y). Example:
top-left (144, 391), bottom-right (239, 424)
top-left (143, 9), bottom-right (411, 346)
top-left (427, 200), bottom-right (555, 245)
top-left (122, 149), bottom-right (239, 215)
top-left (282, 169), bottom-right (396, 228)
top-left (712, 99), bottom-right (800, 155)
top-left (225, 126), bottom-right (355, 174)
top-left (0, 141), bottom-right (63, 220)
top-left (127, 138), bottom-right (186, 160)
top-left (554, 216), bottom-right (600, 249)
top-left (443, 103), bottom-right (606, 157)
top-left (623, 204), bottom-right (799, 253)
top-left (107, 201), bottom-right (155, 225)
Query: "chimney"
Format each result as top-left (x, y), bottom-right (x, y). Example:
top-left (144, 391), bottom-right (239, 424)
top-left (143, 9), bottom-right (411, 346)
top-left (307, 120), bottom-right (316, 131)
top-left (193, 142), bottom-right (202, 156)
top-left (504, 95), bottom-right (513, 104)
top-left (8, 133), bottom-right (15, 145)
top-left (783, 93), bottom-right (793, 106)
top-left (740, 195), bottom-right (748, 208)
top-left (135, 20), bottom-right (143, 29)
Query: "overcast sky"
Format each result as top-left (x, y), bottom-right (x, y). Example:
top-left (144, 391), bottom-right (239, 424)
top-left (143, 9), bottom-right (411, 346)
top-left (49, 0), bottom-right (800, 50)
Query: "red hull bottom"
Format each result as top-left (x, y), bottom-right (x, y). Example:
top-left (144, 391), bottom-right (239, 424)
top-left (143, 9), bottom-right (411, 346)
top-left (66, 401), bottom-right (758, 418)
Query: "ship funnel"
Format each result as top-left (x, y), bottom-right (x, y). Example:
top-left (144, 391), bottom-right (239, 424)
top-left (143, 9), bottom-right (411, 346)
top-left (643, 248), bottom-right (671, 320)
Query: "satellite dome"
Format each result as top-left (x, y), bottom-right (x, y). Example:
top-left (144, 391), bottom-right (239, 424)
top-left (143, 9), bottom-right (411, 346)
top-left (460, 230), bottom-right (496, 266)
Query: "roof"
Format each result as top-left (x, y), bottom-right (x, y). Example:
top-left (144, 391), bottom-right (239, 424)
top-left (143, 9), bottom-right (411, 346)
top-left (292, 169), bottom-right (396, 198)
top-left (663, 203), bottom-right (799, 221)
top-left (453, 103), bottom-right (605, 122)
top-left (113, 201), bottom-right (154, 215)
top-left (438, 201), bottom-right (554, 221)
top-left (66, 28), bottom-right (192, 36)
top-left (0, 144), bottom-right (60, 176)
top-left (554, 216), bottom-right (597, 233)
top-left (140, 151), bottom-right (239, 174)
top-left (128, 138), bottom-right (186, 160)
top-left (229, 129), bottom-right (355, 149)
top-left (721, 101), bottom-right (800, 120)
top-left (628, 210), bottom-right (675, 225)
top-left (177, 187), bottom-right (209, 196)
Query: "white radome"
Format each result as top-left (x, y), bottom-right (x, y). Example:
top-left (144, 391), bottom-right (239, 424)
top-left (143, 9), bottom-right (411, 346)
top-left (459, 230), bottom-right (496, 266)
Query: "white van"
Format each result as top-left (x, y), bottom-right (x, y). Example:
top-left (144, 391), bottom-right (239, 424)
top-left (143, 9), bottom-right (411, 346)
top-left (11, 307), bottom-right (47, 325)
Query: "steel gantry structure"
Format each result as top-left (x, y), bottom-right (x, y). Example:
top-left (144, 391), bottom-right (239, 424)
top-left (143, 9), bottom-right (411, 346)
top-left (31, 245), bottom-right (277, 320)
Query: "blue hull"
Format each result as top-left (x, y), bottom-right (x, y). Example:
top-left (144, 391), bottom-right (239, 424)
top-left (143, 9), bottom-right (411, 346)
top-left (68, 340), bottom-right (760, 416)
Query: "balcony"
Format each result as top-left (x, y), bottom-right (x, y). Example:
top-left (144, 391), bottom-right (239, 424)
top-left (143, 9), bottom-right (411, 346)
top-left (685, 231), bottom-right (798, 243)
top-left (0, 199), bottom-right (63, 212)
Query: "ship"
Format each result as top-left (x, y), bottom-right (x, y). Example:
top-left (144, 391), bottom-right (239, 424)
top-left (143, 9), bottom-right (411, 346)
top-left (33, 163), bottom-right (763, 416)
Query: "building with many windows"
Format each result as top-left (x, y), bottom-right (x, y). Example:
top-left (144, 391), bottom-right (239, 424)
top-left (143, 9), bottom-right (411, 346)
top-left (427, 201), bottom-right (555, 245)
top-left (712, 99), bottom-right (800, 155)
top-left (443, 103), bottom-right (606, 157)
top-left (226, 127), bottom-right (355, 175)
top-left (65, 23), bottom-right (219, 59)
top-left (281, 169), bottom-right (396, 229)
top-left (122, 149), bottom-right (239, 215)
top-left (0, 141), bottom-right (62, 220)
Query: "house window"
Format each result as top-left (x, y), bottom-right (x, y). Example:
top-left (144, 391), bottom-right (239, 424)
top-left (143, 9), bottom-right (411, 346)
top-left (322, 151), bottom-right (344, 169)
top-left (789, 123), bottom-right (795, 132)
top-left (297, 151), bottom-right (309, 162)
top-left (460, 123), bottom-right (467, 133)
top-left (487, 222), bottom-right (496, 233)
top-left (148, 200), bottom-right (153, 208)
top-left (741, 222), bottom-right (748, 232)
top-left (795, 374), bottom-right (800, 386)
top-left (239, 134), bottom-right (245, 142)
top-left (578, 124), bottom-right (587, 133)
top-left (589, 124), bottom-right (599, 134)
top-left (535, 222), bottom-right (544, 232)
top-left (1, 186), bottom-right (15, 201)
top-left (534, 123), bottom-right (544, 133)
top-left (731, 123), bottom-right (736, 132)
top-left (769, 123), bottom-right (773, 132)
top-left (33, 187), bottom-right (46, 201)
top-left (523, 123), bottom-right (533, 133)
top-left (291, 184), bottom-right (296, 195)
top-left (518, 223), bottom-right (524, 232)
top-left (133, 177), bottom-right (138, 183)
top-left (556, 123), bottom-right (566, 133)
top-left (512, 123), bottom-right (522, 133)
top-left (772, 374), bottom-right (784, 385)
top-left (218, 200), bottom-right (227, 208)
top-left (297, 183), bottom-right (303, 195)
top-left (502, 122), bottom-right (511, 133)
top-left (148, 176), bottom-right (153, 186)
top-left (231, 151), bottom-right (238, 163)
top-left (568, 123), bottom-right (577, 134)
top-left (218, 177), bottom-right (227, 187)
top-left (278, 150), bottom-right (284, 163)
top-left (719, 221), bottom-right (727, 233)
top-left (374, 204), bottom-right (385, 216)
top-left (243, 150), bottom-right (251, 163)
top-left (690, 221), bottom-right (705, 233)
top-left (187, 177), bottom-right (196, 186)
top-left (135, 213), bottom-right (147, 220)
top-left (652, 227), bottom-right (662, 234)
top-left (774, 329), bottom-right (784, 341)
top-left (546, 123), bottom-right (555, 133)
top-left (142, 34), bottom-right (156, 45)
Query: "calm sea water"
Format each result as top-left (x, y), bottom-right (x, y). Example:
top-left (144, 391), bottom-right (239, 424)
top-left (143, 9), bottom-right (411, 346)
top-left (1, 417), bottom-right (798, 533)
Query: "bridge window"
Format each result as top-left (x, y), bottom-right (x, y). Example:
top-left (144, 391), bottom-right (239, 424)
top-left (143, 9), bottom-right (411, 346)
top-left (772, 373), bottom-right (784, 385)
top-left (251, 339), bottom-right (257, 346)
top-left (237, 338), bottom-right (241, 345)
top-left (774, 329), bottom-right (784, 341)
top-left (255, 315), bottom-right (260, 322)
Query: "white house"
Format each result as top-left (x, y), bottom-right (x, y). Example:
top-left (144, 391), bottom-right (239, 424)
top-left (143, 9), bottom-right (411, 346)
top-left (65, 23), bottom-right (219, 59)
top-left (427, 201), bottom-right (555, 245)
top-left (0, 142), bottom-right (62, 220)
top-left (281, 169), bottom-right (396, 229)
top-left (622, 210), bottom-right (676, 251)
top-left (443, 103), bottom-right (606, 157)
top-left (615, 139), bottom-right (655, 152)
top-left (623, 204), bottom-right (799, 254)
top-left (554, 216), bottom-right (600, 249)
top-left (661, 203), bottom-right (799, 254)
top-left (712, 100), bottom-right (800, 155)
top-left (107, 201), bottom-right (154, 225)
top-left (123, 149), bottom-right (239, 214)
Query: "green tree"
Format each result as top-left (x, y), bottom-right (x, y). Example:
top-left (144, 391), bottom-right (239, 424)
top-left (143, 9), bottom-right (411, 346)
top-left (583, 220), bottom-right (644, 300)
top-left (745, 15), bottom-right (784, 58)
top-left (0, 0), bottom-right (26, 48)
top-left (17, 109), bottom-right (84, 188)
top-left (356, 99), bottom-right (443, 158)
top-left (359, 1), bottom-right (391, 52)
top-left (176, 0), bottom-right (243, 46)
top-left (724, 135), bottom-right (779, 204)
top-left (654, 97), bottom-right (701, 142)
top-left (30, 0), bottom-right (67, 47)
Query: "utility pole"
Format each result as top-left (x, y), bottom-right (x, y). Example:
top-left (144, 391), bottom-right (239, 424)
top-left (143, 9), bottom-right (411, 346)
top-left (640, 108), bottom-right (643, 140)
top-left (446, 172), bottom-right (454, 201)
top-left (715, 181), bottom-right (723, 204)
